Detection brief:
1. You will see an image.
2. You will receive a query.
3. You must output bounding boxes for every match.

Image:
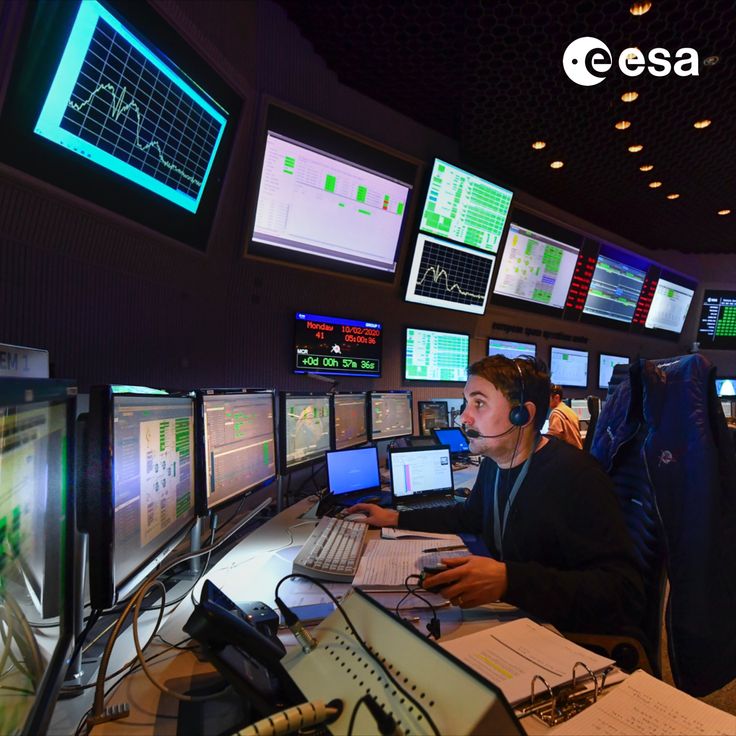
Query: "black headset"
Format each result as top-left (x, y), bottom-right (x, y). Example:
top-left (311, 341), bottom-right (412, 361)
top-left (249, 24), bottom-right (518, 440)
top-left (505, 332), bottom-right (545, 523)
top-left (508, 359), bottom-right (530, 427)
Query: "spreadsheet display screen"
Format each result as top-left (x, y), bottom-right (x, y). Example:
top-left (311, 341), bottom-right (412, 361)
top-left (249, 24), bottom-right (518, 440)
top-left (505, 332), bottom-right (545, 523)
top-left (644, 278), bottom-right (695, 333)
top-left (550, 347), bottom-right (589, 388)
top-left (405, 328), bottom-right (469, 382)
top-left (599, 354), bottom-right (628, 389)
top-left (582, 248), bottom-right (647, 324)
top-left (697, 291), bottom-right (736, 349)
top-left (419, 159), bottom-right (513, 253)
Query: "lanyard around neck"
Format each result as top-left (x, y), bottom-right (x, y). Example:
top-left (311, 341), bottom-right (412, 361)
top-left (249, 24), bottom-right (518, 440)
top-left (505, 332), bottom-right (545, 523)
top-left (493, 435), bottom-right (541, 560)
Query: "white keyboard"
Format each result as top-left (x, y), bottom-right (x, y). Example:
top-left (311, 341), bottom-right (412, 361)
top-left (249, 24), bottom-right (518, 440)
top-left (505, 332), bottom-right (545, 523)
top-left (292, 517), bottom-right (368, 583)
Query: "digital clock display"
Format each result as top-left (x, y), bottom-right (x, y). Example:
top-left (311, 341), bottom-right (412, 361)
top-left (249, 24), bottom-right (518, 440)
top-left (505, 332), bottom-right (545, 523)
top-left (294, 313), bottom-right (382, 377)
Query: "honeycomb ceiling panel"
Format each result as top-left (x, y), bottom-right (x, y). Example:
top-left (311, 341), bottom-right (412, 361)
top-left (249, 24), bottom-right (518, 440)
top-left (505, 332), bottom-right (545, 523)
top-left (278, 0), bottom-right (736, 254)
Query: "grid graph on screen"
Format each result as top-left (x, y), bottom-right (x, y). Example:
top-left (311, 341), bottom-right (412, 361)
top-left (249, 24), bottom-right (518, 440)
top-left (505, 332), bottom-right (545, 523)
top-left (405, 234), bottom-right (495, 315)
top-left (35, 1), bottom-right (227, 213)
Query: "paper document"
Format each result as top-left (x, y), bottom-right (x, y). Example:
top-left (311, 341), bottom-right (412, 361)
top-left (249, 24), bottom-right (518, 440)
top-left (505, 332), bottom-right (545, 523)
top-left (441, 617), bottom-right (614, 706)
top-left (353, 539), bottom-right (469, 588)
top-left (381, 528), bottom-right (464, 542)
top-left (551, 669), bottom-right (736, 735)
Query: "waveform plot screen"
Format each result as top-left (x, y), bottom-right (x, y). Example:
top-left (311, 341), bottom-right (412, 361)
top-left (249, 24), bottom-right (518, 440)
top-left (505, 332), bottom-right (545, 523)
top-left (549, 346), bottom-right (589, 388)
top-left (405, 328), bottom-right (469, 382)
top-left (493, 223), bottom-right (579, 310)
top-left (111, 395), bottom-right (196, 592)
top-left (280, 393), bottom-right (332, 472)
top-left (369, 392), bottom-right (413, 441)
top-left (419, 159), bottom-right (513, 253)
top-left (488, 338), bottom-right (537, 360)
top-left (404, 233), bottom-right (496, 315)
top-left (200, 392), bottom-right (276, 512)
top-left (599, 354), bottom-right (629, 389)
top-left (333, 393), bottom-right (368, 450)
top-left (251, 130), bottom-right (411, 278)
top-left (294, 313), bottom-right (382, 377)
top-left (33, 1), bottom-right (227, 213)
top-left (582, 246), bottom-right (648, 324)
top-left (698, 290), bottom-right (736, 349)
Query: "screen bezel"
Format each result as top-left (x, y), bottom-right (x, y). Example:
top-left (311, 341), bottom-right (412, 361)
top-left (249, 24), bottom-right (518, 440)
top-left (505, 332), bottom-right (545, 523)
top-left (598, 353), bottom-right (629, 390)
top-left (417, 400), bottom-right (449, 436)
top-left (388, 444), bottom-right (454, 500)
top-left (278, 391), bottom-right (334, 474)
top-left (368, 390), bottom-right (414, 441)
top-left (244, 102), bottom-right (418, 283)
top-left (193, 388), bottom-right (277, 516)
top-left (431, 427), bottom-right (470, 456)
top-left (0, 378), bottom-right (76, 736)
top-left (332, 391), bottom-right (369, 451)
top-left (697, 289), bottom-right (736, 350)
top-left (549, 345), bottom-right (590, 388)
top-left (325, 446), bottom-right (380, 498)
top-left (0, 0), bottom-right (241, 251)
top-left (487, 337), bottom-right (538, 360)
top-left (403, 326), bottom-right (470, 384)
top-left (715, 378), bottom-right (736, 398)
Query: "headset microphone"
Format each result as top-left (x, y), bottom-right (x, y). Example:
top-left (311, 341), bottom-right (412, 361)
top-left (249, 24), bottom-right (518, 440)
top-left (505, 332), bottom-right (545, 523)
top-left (462, 424), bottom-right (517, 439)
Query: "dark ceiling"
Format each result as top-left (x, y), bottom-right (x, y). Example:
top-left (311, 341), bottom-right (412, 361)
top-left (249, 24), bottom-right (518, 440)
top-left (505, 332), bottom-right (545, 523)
top-left (277, 0), bottom-right (736, 255)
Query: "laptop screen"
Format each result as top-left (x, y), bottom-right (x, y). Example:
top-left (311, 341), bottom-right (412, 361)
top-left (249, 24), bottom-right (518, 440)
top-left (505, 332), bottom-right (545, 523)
top-left (389, 446), bottom-right (454, 499)
top-left (326, 446), bottom-right (380, 497)
top-left (431, 428), bottom-right (470, 455)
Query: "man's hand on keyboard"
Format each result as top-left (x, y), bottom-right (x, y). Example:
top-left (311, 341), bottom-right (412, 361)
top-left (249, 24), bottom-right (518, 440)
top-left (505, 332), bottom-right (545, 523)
top-left (344, 503), bottom-right (399, 528)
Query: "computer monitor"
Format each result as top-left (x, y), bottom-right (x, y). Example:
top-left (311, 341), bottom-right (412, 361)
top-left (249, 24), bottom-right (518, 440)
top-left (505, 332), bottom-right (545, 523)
top-left (248, 105), bottom-right (414, 281)
top-left (431, 427), bottom-right (470, 457)
top-left (716, 378), bottom-right (736, 398)
top-left (333, 392), bottom-right (368, 450)
top-left (0, 378), bottom-right (76, 736)
top-left (84, 386), bottom-right (197, 609)
top-left (549, 346), bottom-right (589, 388)
top-left (388, 445), bottom-right (454, 501)
top-left (570, 399), bottom-right (591, 422)
top-left (599, 354), bottom-right (629, 390)
top-left (418, 401), bottom-right (449, 435)
top-left (404, 328), bottom-right (469, 382)
top-left (325, 447), bottom-right (380, 499)
top-left (721, 400), bottom-right (733, 419)
top-left (369, 391), bottom-right (413, 441)
top-left (279, 392), bottom-right (332, 472)
top-left (294, 312), bottom-right (382, 377)
top-left (418, 158), bottom-right (513, 254)
top-left (487, 338), bottom-right (537, 361)
top-left (698, 291), bottom-right (736, 350)
top-left (493, 222), bottom-right (579, 310)
top-left (643, 275), bottom-right (696, 333)
top-left (194, 389), bottom-right (277, 515)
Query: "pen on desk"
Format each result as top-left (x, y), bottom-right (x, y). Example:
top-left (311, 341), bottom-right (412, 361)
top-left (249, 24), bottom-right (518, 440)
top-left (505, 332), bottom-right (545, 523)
top-left (422, 544), bottom-right (467, 553)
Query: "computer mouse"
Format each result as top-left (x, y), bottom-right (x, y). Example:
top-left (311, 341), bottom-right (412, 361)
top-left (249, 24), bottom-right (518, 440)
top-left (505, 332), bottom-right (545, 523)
top-left (343, 512), bottom-right (369, 522)
top-left (455, 487), bottom-right (472, 498)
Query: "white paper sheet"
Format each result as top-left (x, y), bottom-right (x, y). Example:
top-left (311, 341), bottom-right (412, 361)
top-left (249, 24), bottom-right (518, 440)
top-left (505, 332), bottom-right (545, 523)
top-left (381, 528), bottom-right (464, 542)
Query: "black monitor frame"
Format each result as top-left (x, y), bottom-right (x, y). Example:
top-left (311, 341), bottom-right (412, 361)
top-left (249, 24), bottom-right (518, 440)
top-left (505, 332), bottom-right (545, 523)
top-left (697, 290), bottom-right (736, 350)
top-left (0, 378), bottom-right (76, 736)
top-left (368, 390), bottom-right (414, 442)
top-left (715, 378), bottom-right (736, 398)
top-left (193, 388), bottom-right (277, 516)
top-left (278, 391), bottom-right (334, 474)
top-left (332, 391), bottom-right (369, 451)
top-left (597, 353), bottom-right (629, 390)
top-left (487, 337), bottom-right (538, 360)
top-left (83, 386), bottom-right (197, 610)
top-left (403, 326), bottom-right (470, 384)
top-left (548, 345), bottom-right (590, 389)
top-left (417, 400), bottom-right (449, 436)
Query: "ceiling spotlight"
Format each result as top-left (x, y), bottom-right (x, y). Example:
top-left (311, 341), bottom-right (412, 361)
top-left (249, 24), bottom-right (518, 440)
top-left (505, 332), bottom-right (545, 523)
top-left (615, 120), bottom-right (631, 130)
top-left (628, 144), bottom-right (644, 152)
top-left (639, 164), bottom-right (654, 171)
top-left (621, 91), bottom-right (639, 102)
top-left (717, 209), bottom-right (731, 215)
top-left (648, 181), bottom-right (663, 188)
top-left (666, 193), bottom-right (680, 200)
top-left (550, 160), bottom-right (564, 169)
top-left (630, 2), bottom-right (652, 15)
top-left (532, 141), bottom-right (547, 149)
top-left (693, 119), bottom-right (712, 129)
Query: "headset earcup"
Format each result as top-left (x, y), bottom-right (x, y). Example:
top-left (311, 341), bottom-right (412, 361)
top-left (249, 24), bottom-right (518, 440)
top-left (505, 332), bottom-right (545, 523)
top-left (508, 404), bottom-right (530, 427)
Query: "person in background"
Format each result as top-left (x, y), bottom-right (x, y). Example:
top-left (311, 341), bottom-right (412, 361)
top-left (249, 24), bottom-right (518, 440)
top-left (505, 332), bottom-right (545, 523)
top-left (547, 384), bottom-right (583, 450)
top-left (347, 356), bottom-right (644, 635)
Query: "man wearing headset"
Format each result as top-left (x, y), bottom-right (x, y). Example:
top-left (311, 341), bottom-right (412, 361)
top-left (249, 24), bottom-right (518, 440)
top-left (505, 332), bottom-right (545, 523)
top-left (348, 356), bottom-right (644, 635)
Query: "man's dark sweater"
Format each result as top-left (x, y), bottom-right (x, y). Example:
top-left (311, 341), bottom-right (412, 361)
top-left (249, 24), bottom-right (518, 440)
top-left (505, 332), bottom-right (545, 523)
top-left (398, 437), bottom-right (645, 634)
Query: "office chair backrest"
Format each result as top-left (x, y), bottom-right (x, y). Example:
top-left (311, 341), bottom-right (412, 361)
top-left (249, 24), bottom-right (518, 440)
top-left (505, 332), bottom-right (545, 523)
top-left (582, 395), bottom-right (600, 453)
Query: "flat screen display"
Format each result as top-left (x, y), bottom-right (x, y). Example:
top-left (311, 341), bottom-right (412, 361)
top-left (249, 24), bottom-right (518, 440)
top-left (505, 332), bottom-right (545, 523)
top-left (369, 391), bottom-right (413, 441)
top-left (250, 110), bottom-right (413, 280)
top-left (716, 378), bottom-right (736, 397)
top-left (404, 233), bottom-right (496, 315)
top-left (644, 277), bottom-right (695, 333)
top-left (418, 401), bottom-right (449, 435)
top-left (294, 312), bottom-right (382, 377)
top-left (280, 393), bottom-right (331, 472)
top-left (550, 346), bottom-right (589, 388)
top-left (326, 447), bottom-right (379, 497)
top-left (405, 328), bottom-right (469, 382)
top-left (333, 392), bottom-right (368, 450)
top-left (493, 223), bottom-right (579, 309)
top-left (599, 354), bottom-right (629, 389)
top-left (697, 290), bottom-right (736, 349)
top-left (582, 245), bottom-right (648, 324)
top-left (431, 427), bottom-right (470, 455)
top-left (419, 159), bottom-right (513, 253)
top-left (488, 338), bottom-right (537, 361)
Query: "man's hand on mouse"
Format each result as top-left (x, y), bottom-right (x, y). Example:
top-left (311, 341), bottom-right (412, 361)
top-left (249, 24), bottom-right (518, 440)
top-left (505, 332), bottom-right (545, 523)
top-left (421, 555), bottom-right (508, 608)
top-left (343, 503), bottom-right (399, 527)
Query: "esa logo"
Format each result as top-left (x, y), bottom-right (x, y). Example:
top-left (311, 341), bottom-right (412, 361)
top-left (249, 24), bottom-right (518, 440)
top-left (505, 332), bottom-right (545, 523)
top-left (563, 37), bottom-right (698, 86)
